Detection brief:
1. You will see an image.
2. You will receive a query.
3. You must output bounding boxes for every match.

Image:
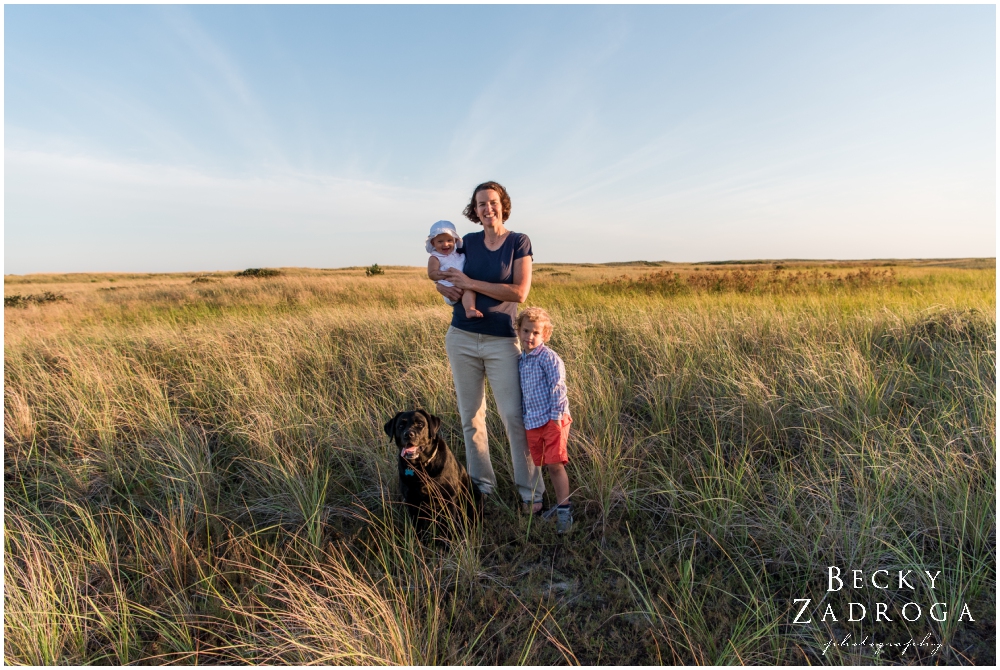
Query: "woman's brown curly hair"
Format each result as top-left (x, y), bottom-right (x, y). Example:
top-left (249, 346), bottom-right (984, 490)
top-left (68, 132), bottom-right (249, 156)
top-left (462, 181), bottom-right (512, 224)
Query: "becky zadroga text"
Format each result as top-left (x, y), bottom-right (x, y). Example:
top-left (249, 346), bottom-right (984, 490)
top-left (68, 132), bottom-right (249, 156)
top-left (792, 566), bottom-right (975, 624)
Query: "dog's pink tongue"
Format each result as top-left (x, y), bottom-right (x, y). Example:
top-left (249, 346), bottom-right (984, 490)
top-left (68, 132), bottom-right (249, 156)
top-left (401, 446), bottom-right (419, 459)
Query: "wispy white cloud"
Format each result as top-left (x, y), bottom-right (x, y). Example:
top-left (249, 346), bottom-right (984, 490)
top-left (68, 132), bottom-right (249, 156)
top-left (156, 6), bottom-right (288, 169)
top-left (5, 139), bottom-right (994, 275)
top-left (5, 150), bottom-right (468, 273)
top-left (3, 70), bottom-right (206, 166)
top-left (443, 13), bottom-right (630, 188)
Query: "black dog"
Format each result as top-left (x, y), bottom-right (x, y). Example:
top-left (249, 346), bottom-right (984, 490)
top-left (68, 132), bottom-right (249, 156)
top-left (384, 409), bottom-right (483, 537)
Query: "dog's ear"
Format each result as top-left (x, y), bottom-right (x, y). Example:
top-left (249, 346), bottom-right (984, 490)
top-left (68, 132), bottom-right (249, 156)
top-left (419, 409), bottom-right (442, 438)
top-left (384, 412), bottom-right (403, 438)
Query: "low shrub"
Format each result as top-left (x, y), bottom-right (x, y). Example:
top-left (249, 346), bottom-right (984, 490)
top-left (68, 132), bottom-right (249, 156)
top-left (365, 263), bottom-right (385, 277)
top-left (4, 292), bottom-right (68, 308)
top-left (235, 268), bottom-right (282, 278)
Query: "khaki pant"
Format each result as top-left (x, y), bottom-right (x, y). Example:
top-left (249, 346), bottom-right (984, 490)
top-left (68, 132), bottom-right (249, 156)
top-left (445, 326), bottom-right (544, 504)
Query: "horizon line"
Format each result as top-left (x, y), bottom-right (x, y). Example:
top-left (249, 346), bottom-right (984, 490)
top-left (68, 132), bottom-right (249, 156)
top-left (5, 257), bottom-right (995, 278)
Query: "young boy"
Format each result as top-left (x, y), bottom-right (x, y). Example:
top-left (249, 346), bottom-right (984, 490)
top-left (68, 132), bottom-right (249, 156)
top-left (426, 220), bottom-right (482, 319)
top-left (516, 307), bottom-right (573, 533)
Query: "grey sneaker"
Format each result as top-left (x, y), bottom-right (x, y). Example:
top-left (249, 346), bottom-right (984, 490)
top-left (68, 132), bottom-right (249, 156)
top-left (543, 505), bottom-right (573, 534)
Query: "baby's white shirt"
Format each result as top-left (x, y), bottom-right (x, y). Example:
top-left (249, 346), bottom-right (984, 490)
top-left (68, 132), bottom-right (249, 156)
top-left (430, 250), bottom-right (465, 287)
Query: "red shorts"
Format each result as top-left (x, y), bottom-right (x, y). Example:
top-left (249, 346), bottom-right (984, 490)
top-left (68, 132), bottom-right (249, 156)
top-left (526, 415), bottom-right (572, 467)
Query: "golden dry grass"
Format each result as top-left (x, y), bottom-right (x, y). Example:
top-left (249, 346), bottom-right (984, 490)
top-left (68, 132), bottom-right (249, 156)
top-left (4, 260), bottom-right (995, 664)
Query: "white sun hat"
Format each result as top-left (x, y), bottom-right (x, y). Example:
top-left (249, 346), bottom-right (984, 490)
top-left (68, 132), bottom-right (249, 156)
top-left (425, 220), bottom-right (463, 253)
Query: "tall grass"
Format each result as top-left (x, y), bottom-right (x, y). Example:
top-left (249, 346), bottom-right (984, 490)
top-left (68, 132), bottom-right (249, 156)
top-left (4, 262), bottom-right (995, 664)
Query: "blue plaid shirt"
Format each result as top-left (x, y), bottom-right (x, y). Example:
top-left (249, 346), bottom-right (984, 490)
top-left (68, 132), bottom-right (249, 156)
top-left (519, 344), bottom-right (570, 430)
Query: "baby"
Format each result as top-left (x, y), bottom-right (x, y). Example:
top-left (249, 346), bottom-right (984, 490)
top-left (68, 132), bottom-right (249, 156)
top-left (426, 220), bottom-right (482, 319)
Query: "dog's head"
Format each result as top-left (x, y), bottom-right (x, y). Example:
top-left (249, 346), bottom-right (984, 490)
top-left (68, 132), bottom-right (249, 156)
top-left (384, 409), bottom-right (442, 463)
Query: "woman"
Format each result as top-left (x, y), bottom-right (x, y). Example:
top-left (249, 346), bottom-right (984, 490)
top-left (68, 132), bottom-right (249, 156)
top-left (437, 181), bottom-right (545, 513)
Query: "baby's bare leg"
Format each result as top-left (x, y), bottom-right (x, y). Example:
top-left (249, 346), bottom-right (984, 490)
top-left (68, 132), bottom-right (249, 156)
top-left (462, 289), bottom-right (483, 318)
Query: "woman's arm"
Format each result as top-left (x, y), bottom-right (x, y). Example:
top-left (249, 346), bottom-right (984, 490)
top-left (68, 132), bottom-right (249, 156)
top-left (442, 256), bottom-right (532, 304)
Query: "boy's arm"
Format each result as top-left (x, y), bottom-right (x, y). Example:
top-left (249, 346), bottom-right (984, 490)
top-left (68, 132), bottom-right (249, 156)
top-left (427, 256), bottom-right (447, 281)
top-left (544, 352), bottom-right (569, 423)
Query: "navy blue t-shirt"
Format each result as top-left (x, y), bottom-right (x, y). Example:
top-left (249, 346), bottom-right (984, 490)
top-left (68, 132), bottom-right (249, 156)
top-left (451, 231), bottom-right (532, 338)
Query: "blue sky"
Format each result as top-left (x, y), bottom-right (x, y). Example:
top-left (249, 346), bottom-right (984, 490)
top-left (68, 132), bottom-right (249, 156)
top-left (5, 4), bottom-right (995, 274)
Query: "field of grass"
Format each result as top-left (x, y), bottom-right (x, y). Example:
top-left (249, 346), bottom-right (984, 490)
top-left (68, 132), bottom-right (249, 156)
top-left (4, 259), bottom-right (995, 664)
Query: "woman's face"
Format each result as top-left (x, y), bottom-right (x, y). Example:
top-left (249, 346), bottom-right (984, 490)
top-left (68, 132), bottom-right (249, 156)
top-left (475, 189), bottom-right (504, 227)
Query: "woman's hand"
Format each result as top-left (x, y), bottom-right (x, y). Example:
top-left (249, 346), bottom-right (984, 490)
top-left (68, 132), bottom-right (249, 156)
top-left (441, 268), bottom-right (473, 290)
top-left (436, 282), bottom-right (463, 303)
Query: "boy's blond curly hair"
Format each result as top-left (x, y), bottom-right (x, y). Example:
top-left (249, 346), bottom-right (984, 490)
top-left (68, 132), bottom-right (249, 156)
top-left (515, 307), bottom-right (554, 341)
